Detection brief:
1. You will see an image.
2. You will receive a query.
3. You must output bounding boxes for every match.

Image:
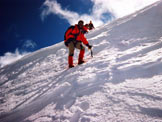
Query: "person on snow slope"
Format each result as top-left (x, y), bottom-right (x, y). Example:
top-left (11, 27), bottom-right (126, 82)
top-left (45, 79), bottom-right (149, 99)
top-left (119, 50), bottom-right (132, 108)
top-left (64, 20), bottom-right (92, 68)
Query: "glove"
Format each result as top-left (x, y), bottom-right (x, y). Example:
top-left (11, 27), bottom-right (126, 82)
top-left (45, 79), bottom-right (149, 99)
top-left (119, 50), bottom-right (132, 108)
top-left (86, 44), bottom-right (92, 49)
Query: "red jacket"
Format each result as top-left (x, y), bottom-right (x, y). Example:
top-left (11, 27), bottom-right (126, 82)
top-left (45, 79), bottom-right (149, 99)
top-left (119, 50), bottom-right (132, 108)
top-left (64, 25), bottom-right (89, 45)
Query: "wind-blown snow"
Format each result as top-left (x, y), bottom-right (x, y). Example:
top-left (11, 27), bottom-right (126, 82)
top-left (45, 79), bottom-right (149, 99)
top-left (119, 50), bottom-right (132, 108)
top-left (1, 1), bottom-right (162, 122)
top-left (0, 49), bottom-right (29, 68)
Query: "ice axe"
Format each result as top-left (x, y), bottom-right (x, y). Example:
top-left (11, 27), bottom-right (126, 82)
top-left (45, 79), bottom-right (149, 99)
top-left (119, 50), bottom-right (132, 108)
top-left (90, 49), bottom-right (93, 57)
top-left (89, 47), bottom-right (93, 57)
top-left (88, 45), bottom-right (93, 57)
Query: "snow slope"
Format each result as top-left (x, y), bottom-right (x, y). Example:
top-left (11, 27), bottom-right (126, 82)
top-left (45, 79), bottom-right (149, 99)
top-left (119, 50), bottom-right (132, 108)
top-left (1, 1), bottom-right (162, 122)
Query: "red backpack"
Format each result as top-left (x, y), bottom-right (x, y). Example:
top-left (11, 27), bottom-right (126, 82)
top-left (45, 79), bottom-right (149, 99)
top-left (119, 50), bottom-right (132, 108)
top-left (64, 26), bottom-right (75, 40)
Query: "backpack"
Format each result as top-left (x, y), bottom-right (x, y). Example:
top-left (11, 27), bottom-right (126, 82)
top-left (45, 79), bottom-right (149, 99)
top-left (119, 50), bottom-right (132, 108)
top-left (64, 25), bottom-right (75, 40)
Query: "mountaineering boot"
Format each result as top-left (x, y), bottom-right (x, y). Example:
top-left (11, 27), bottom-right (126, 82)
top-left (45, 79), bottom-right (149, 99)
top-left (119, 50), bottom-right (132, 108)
top-left (68, 56), bottom-right (74, 68)
top-left (78, 50), bottom-right (85, 65)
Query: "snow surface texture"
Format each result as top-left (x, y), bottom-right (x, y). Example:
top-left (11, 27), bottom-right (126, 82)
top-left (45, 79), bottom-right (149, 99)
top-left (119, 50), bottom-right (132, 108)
top-left (1, 1), bottom-right (162, 122)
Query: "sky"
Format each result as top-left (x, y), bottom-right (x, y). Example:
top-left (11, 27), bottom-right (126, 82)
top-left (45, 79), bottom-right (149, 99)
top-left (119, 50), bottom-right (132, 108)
top-left (0, 0), bottom-right (159, 67)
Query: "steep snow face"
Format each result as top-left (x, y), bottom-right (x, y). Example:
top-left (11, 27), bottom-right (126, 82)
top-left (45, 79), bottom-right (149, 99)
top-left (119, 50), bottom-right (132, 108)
top-left (1, 1), bottom-right (162, 122)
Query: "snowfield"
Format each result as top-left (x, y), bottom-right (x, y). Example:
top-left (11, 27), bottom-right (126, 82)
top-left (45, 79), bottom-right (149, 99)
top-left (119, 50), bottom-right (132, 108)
top-left (1, 1), bottom-right (162, 122)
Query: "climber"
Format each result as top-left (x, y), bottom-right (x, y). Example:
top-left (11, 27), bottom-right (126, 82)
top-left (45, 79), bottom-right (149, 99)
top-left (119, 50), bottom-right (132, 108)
top-left (64, 20), bottom-right (92, 68)
top-left (88, 20), bottom-right (95, 30)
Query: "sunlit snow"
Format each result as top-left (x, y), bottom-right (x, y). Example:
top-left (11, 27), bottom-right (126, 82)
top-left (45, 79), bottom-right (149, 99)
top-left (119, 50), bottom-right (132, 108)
top-left (1, 1), bottom-right (162, 122)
